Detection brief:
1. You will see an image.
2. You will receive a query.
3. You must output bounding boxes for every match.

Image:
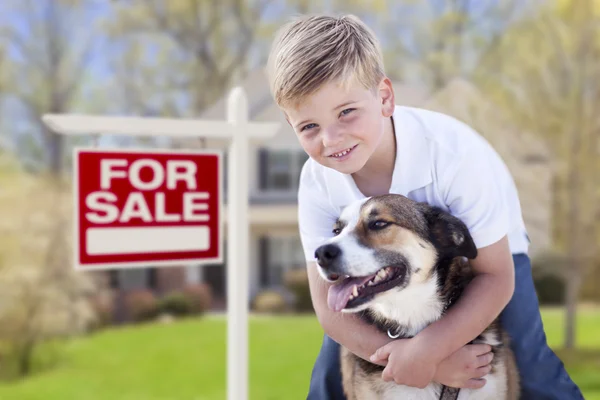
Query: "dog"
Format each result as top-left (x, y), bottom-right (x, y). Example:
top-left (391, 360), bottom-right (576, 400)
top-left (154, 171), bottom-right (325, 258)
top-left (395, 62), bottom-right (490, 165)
top-left (314, 194), bottom-right (520, 400)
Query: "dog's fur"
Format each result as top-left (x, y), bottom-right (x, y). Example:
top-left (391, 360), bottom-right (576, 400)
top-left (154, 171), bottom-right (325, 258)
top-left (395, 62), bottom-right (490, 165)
top-left (314, 194), bottom-right (520, 400)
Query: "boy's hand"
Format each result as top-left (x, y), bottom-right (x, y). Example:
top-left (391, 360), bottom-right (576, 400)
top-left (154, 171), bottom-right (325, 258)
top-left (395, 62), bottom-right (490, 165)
top-left (434, 344), bottom-right (494, 389)
top-left (369, 338), bottom-right (441, 389)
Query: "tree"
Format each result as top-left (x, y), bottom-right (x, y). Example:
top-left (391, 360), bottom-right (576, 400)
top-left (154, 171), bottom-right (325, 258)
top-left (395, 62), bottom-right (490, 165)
top-left (0, 0), bottom-right (98, 175)
top-left (105, 0), bottom-right (272, 116)
top-left (372, 0), bottom-right (523, 89)
top-left (476, 0), bottom-right (600, 349)
top-left (0, 155), bottom-right (96, 378)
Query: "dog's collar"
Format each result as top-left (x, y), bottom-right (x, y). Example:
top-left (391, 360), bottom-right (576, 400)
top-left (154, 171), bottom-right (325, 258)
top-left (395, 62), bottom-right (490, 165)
top-left (439, 385), bottom-right (460, 400)
top-left (387, 328), bottom-right (402, 339)
top-left (387, 326), bottom-right (410, 339)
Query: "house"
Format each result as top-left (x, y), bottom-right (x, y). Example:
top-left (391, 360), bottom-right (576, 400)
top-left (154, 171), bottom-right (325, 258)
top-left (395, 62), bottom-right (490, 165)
top-left (106, 70), bottom-right (553, 312)
top-left (421, 77), bottom-right (553, 256)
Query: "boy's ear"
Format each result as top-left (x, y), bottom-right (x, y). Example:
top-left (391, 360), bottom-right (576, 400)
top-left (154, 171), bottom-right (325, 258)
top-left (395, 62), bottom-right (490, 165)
top-left (379, 77), bottom-right (395, 117)
top-left (422, 205), bottom-right (478, 260)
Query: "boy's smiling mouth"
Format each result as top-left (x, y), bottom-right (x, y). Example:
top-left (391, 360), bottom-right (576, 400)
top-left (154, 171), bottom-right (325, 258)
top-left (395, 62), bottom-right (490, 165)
top-left (328, 144), bottom-right (358, 159)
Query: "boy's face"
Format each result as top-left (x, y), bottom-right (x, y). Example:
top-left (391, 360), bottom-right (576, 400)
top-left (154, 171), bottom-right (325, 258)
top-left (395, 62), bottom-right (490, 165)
top-left (283, 77), bottom-right (395, 175)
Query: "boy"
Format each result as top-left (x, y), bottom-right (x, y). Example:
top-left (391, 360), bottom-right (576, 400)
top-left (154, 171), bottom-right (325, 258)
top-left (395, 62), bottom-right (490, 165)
top-left (267, 14), bottom-right (583, 400)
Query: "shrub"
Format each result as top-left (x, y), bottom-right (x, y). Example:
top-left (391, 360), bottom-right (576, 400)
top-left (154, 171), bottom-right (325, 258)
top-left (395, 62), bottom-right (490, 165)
top-left (181, 283), bottom-right (212, 315)
top-left (124, 289), bottom-right (159, 322)
top-left (252, 290), bottom-right (289, 314)
top-left (533, 274), bottom-right (565, 305)
top-left (159, 292), bottom-right (193, 317)
top-left (531, 252), bottom-right (566, 306)
top-left (283, 268), bottom-right (314, 313)
top-left (88, 292), bottom-right (115, 330)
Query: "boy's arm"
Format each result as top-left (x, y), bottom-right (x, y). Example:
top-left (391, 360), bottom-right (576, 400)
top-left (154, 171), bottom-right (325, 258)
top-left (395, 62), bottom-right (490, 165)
top-left (413, 235), bottom-right (515, 359)
top-left (306, 260), bottom-right (392, 366)
top-left (410, 124), bottom-right (516, 363)
top-left (372, 124), bottom-right (517, 387)
top-left (371, 237), bottom-right (514, 387)
top-left (308, 256), bottom-right (499, 388)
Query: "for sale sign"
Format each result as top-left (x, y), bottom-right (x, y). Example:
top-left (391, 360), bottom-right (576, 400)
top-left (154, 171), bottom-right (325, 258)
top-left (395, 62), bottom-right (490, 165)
top-left (74, 148), bottom-right (222, 270)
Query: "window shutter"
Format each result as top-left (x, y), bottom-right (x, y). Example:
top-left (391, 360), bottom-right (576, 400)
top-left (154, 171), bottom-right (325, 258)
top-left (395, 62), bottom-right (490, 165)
top-left (259, 236), bottom-right (270, 287)
top-left (148, 268), bottom-right (158, 290)
top-left (258, 148), bottom-right (268, 190)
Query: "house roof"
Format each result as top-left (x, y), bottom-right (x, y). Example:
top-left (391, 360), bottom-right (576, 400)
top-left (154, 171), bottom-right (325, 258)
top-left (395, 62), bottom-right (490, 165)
top-left (421, 77), bottom-right (551, 163)
top-left (419, 77), bottom-right (552, 256)
top-left (201, 68), bottom-right (273, 121)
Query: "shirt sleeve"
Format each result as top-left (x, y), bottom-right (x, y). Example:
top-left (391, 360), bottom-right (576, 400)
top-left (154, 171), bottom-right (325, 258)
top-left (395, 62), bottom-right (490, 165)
top-left (297, 165), bottom-right (339, 262)
top-left (442, 141), bottom-right (510, 249)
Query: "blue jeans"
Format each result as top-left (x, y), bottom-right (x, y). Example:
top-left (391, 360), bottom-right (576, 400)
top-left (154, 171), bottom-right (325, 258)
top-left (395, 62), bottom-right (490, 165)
top-left (306, 253), bottom-right (584, 400)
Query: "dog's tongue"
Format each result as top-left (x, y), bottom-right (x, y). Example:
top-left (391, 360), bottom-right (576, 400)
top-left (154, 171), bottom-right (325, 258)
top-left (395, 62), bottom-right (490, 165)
top-left (327, 275), bottom-right (374, 312)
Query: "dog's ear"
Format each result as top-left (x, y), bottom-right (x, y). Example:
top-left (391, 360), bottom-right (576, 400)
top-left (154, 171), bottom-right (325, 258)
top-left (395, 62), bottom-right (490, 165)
top-left (422, 206), bottom-right (478, 260)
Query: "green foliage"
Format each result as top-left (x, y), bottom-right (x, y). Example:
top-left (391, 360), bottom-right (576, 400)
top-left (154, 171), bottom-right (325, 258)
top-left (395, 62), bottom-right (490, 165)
top-left (181, 284), bottom-right (212, 315)
top-left (87, 293), bottom-right (116, 331)
top-left (124, 290), bottom-right (160, 323)
top-left (283, 268), bottom-right (314, 313)
top-left (251, 290), bottom-right (289, 314)
top-left (534, 274), bottom-right (566, 305)
top-left (158, 292), bottom-right (193, 317)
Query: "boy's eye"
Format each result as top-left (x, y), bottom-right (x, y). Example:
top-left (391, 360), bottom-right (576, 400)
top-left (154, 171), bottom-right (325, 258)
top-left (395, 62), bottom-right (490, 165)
top-left (301, 123), bottom-right (317, 132)
top-left (340, 108), bottom-right (355, 117)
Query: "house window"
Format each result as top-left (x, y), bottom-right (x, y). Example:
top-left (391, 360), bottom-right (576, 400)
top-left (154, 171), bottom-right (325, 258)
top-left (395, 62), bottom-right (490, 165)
top-left (260, 149), bottom-right (309, 192)
top-left (185, 264), bottom-right (203, 284)
top-left (266, 236), bottom-right (306, 287)
top-left (109, 268), bottom-right (157, 291)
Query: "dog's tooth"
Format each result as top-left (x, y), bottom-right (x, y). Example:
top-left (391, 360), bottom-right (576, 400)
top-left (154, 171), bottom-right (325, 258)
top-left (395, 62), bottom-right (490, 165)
top-left (352, 285), bottom-right (358, 297)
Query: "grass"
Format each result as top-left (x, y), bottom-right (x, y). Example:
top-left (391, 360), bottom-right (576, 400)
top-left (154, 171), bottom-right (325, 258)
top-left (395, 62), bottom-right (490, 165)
top-left (0, 309), bottom-right (597, 400)
top-left (538, 307), bottom-right (600, 399)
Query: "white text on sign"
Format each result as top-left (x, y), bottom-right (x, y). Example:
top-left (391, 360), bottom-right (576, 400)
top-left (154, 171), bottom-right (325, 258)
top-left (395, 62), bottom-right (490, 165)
top-left (86, 158), bottom-right (210, 224)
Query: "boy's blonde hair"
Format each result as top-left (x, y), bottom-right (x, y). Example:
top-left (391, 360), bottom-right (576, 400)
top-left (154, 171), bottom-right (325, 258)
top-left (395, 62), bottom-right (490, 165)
top-left (267, 14), bottom-right (385, 108)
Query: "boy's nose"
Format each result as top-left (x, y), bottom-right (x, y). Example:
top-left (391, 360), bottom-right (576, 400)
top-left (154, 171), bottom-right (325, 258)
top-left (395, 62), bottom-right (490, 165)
top-left (321, 126), bottom-right (344, 148)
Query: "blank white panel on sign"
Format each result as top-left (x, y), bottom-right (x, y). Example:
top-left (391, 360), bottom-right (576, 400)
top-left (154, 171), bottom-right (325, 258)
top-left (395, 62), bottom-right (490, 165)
top-left (86, 226), bottom-right (210, 255)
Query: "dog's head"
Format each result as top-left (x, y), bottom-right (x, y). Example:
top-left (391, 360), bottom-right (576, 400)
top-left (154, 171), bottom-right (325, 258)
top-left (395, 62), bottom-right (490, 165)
top-left (314, 194), bottom-right (477, 312)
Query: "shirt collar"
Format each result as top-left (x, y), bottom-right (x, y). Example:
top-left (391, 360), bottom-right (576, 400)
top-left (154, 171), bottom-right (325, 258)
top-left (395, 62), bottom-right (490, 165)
top-left (324, 106), bottom-right (433, 208)
top-left (390, 106), bottom-right (432, 195)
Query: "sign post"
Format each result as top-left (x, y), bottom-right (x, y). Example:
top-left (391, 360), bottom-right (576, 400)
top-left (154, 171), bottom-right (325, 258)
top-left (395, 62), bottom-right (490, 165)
top-left (43, 87), bottom-right (279, 400)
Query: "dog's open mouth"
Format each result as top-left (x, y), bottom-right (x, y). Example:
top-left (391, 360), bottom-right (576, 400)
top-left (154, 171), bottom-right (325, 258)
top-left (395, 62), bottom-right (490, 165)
top-left (327, 266), bottom-right (406, 312)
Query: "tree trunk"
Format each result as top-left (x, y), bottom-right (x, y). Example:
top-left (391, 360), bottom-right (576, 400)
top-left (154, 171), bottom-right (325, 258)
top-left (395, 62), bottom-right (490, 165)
top-left (563, 67), bottom-right (585, 348)
top-left (46, 130), bottom-right (63, 176)
top-left (564, 267), bottom-right (581, 349)
top-left (17, 339), bottom-right (35, 377)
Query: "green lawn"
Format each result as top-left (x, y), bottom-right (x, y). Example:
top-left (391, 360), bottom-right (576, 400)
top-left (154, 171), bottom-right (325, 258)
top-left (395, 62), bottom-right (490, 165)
top-left (0, 309), bottom-right (598, 400)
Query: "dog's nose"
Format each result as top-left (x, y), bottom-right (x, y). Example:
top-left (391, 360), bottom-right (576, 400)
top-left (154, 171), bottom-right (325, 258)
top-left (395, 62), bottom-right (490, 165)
top-left (315, 244), bottom-right (341, 268)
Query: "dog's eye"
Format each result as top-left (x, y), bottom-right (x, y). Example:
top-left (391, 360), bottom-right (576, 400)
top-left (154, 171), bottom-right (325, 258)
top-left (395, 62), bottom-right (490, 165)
top-left (369, 220), bottom-right (390, 230)
top-left (332, 228), bottom-right (342, 235)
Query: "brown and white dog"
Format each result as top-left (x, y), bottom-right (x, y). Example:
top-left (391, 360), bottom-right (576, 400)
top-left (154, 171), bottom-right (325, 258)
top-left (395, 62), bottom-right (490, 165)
top-left (314, 194), bottom-right (519, 400)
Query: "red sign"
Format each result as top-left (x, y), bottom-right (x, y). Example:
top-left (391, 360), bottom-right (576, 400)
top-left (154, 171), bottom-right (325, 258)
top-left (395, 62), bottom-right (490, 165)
top-left (74, 148), bottom-right (222, 270)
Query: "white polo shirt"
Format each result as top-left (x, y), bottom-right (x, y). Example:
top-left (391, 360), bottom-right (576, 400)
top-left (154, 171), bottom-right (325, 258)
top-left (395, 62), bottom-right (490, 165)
top-left (297, 106), bottom-right (530, 261)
